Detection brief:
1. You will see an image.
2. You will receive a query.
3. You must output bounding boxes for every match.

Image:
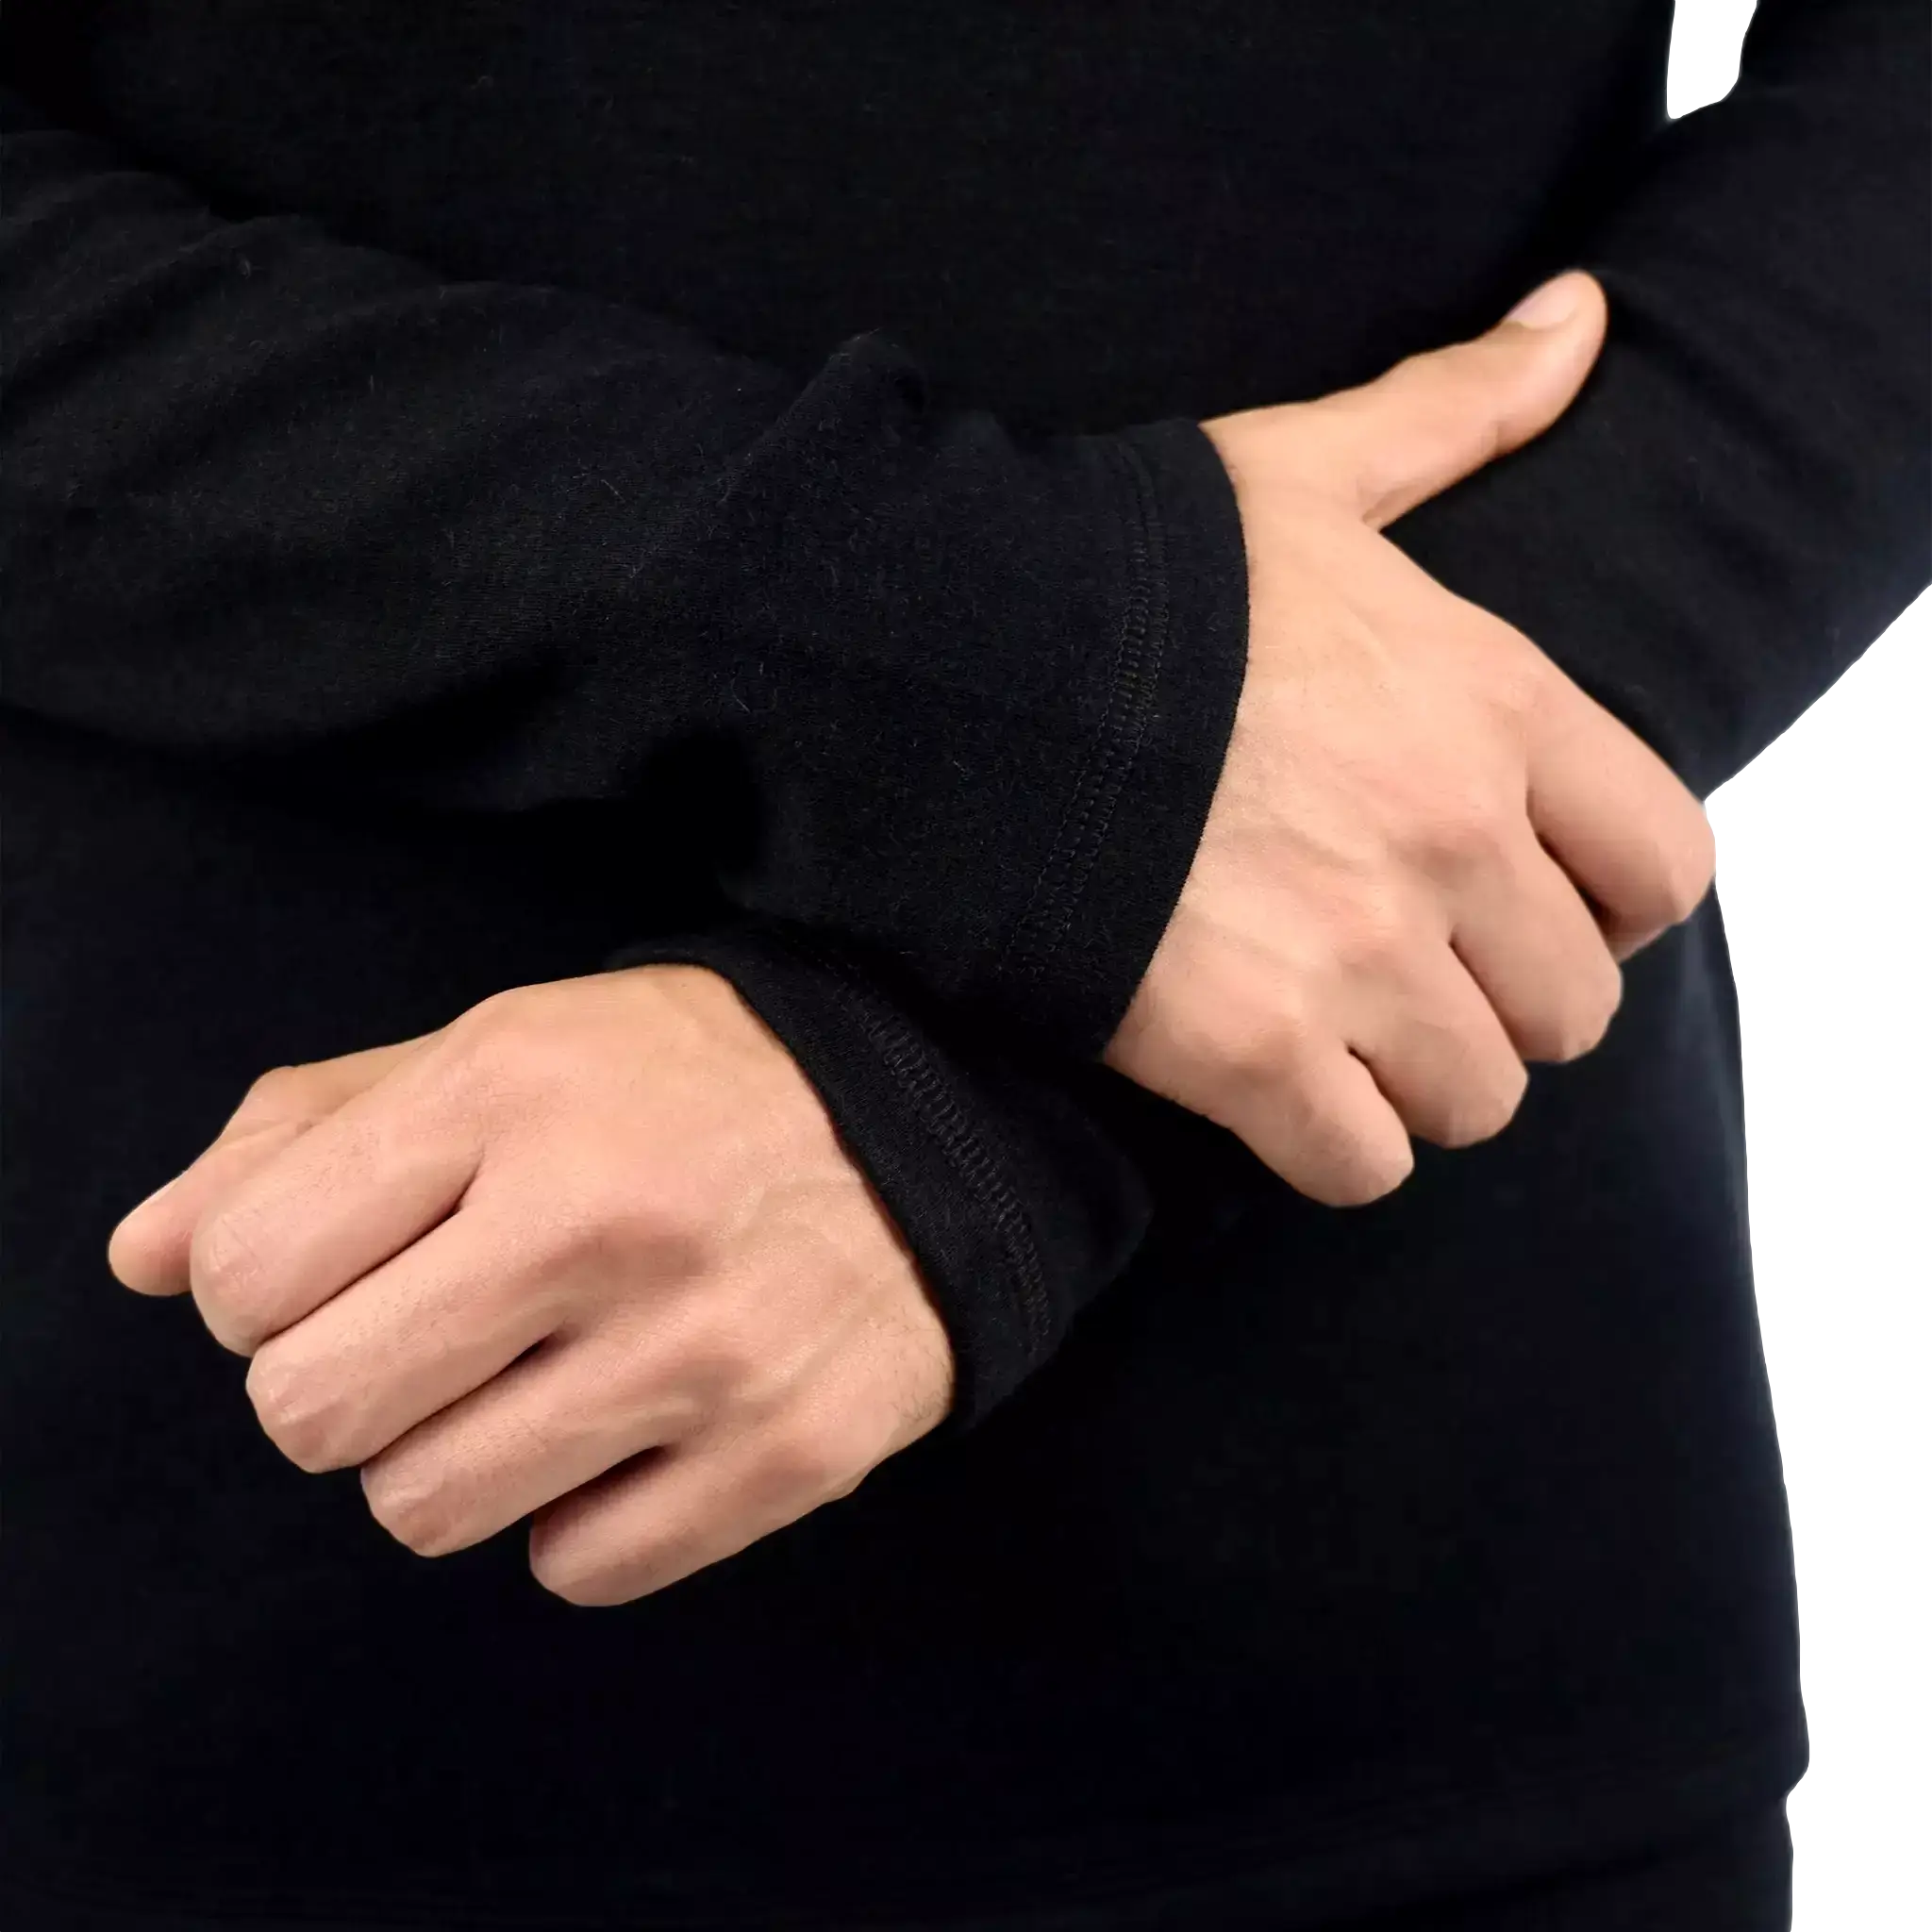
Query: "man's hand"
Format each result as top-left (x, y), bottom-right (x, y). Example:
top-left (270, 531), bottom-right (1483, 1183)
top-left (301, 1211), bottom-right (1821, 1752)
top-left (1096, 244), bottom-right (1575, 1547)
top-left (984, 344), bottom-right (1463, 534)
top-left (1107, 272), bottom-right (1716, 1206)
top-left (106, 967), bottom-right (956, 1605)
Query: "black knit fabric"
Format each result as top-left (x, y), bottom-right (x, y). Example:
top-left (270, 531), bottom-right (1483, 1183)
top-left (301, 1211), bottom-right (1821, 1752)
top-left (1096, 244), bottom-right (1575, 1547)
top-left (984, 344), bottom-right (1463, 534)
top-left (0, 85), bottom-right (1249, 1058)
top-left (2, 2), bottom-right (1925, 1926)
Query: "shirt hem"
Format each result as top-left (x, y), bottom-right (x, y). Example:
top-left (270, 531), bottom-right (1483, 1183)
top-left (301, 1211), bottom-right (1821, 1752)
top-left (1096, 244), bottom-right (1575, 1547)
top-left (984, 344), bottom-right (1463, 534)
top-left (1, 1712), bottom-right (1809, 1931)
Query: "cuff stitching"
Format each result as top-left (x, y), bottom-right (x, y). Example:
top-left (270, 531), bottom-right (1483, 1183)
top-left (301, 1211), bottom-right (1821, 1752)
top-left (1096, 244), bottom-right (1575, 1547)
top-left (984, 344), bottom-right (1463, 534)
top-left (785, 929), bottom-right (1054, 1367)
top-left (991, 434), bottom-right (1171, 1018)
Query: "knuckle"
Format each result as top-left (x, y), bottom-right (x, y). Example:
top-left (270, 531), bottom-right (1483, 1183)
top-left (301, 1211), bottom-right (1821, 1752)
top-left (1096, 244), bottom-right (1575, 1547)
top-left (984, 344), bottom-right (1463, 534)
top-left (1212, 1006), bottom-right (1302, 1080)
top-left (189, 1209), bottom-right (276, 1350)
top-left (756, 1420), bottom-right (857, 1502)
top-left (1539, 962), bottom-right (1624, 1063)
top-left (1479, 620), bottom-right (1555, 721)
top-left (549, 1175), bottom-right (713, 1288)
top-left (361, 1460), bottom-right (461, 1557)
top-left (529, 1547), bottom-right (595, 1606)
top-left (1415, 784), bottom-right (1513, 877)
top-left (1489, 1051), bottom-right (1532, 1120)
top-left (1434, 1064), bottom-right (1528, 1148)
top-left (1132, 969), bottom-right (1316, 1113)
top-left (1331, 891), bottom-right (1411, 972)
top-left (463, 983), bottom-right (547, 1034)
top-left (645, 1315), bottom-right (763, 1417)
top-left (1321, 1148), bottom-right (1413, 1208)
top-left (1655, 811), bottom-right (1718, 923)
top-left (529, 1514), bottom-right (649, 1607)
top-left (1538, 1009), bottom-right (1603, 1066)
top-left (1569, 1009), bottom-right (1614, 1062)
top-left (1305, 1122), bottom-right (1414, 1207)
top-left (528, 1526), bottom-right (635, 1607)
top-left (1555, 1021), bottom-right (1602, 1064)
top-left (245, 1350), bottom-right (350, 1472)
top-left (191, 1208), bottom-right (261, 1300)
top-left (231, 1063), bottom-right (311, 1128)
top-left (1614, 798), bottom-right (1715, 936)
top-left (442, 987), bottom-right (557, 1087)
top-left (604, 1177), bottom-right (711, 1267)
top-left (1213, 1011), bottom-right (1318, 1117)
top-left (1437, 773), bottom-right (1507, 850)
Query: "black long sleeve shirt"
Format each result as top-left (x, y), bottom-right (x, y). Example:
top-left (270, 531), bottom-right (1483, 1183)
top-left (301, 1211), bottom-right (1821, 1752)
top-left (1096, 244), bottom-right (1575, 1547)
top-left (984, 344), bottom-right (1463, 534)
top-left (3, 3), bottom-right (1926, 1926)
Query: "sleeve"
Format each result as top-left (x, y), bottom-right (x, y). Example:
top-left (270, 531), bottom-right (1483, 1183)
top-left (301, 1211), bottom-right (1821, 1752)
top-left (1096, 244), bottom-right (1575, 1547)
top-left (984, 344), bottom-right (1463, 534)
top-left (0, 84), bottom-right (1249, 1061)
top-left (1385, 0), bottom-right (1930, 800)
top-left (593, 915), bottom-right (1255, 1436)
top-left (591, 0), bottom-right (1931, 1435)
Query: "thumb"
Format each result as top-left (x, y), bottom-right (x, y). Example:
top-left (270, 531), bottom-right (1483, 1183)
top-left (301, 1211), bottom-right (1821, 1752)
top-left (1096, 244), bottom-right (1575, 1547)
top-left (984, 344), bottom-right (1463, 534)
top-left (1295, 270), bottom-right (1608, 530)
top-left (1321, 268), bottom-right (1607, 529)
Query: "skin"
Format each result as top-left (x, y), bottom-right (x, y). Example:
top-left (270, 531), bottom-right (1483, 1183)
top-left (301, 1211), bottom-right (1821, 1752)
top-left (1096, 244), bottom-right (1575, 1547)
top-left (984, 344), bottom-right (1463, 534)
top-left (108, 272), bottom-right (1716, 1604)
top-left (1108, 271), bottom-right (1715, 1204)
top-left (108, 968), bottom-right (955, 1607)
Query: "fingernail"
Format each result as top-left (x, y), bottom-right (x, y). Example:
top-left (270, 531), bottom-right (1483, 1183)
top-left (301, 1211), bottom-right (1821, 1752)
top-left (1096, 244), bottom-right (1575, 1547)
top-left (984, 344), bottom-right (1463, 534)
top-left (1505, 274), bottom-right (1582, 330)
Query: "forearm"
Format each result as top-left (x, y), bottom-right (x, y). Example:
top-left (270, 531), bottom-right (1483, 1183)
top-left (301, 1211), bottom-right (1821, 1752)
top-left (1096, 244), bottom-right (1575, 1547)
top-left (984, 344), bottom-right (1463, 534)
top-left (0, 86), bottom-right (1247, 1055)
top-left (1387, 0), bottom-right (1930, 798)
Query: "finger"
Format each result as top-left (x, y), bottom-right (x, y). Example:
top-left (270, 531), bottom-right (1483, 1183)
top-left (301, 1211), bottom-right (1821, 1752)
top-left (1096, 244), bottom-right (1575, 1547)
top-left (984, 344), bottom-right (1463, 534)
top-left (1605, 924), bottom-right (1658, 966)
top-left (1444, 824), bottom-right (1626, 1065)
top-left (525, 1417), bottom-right (858, 1608)
top-left (354, 1313), bottom-right (694, 1556)
top-left (213, 1036), bottom-right (441, 1144)
top-left (1524, 674), bottom-right (1718, 953)
top-left (1213, 1038), bottom-right (1416, 1208)
top-left (1297, 270), bottom-right (1608, 530)
top-left (109, 1034), bottom-right (442, 1296)
top-left (108, 1117), bottom-right (308, 1296)
top-left (1342, 945), bottom-right (1530, 1150)
top-left (244, 1201), bottom-right (573, 1474)
top-left (186, 1041), bottom-right (486, 1354)
top-left (1346, 270), bottom-right (1607, 529)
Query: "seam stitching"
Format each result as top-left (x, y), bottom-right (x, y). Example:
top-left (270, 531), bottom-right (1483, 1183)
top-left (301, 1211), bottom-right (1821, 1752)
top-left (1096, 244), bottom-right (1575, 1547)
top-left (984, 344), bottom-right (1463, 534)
top-left (784, 930), bottom-right (1054, 1369)
top-left (991, 433), bottom-right (1168, 1012)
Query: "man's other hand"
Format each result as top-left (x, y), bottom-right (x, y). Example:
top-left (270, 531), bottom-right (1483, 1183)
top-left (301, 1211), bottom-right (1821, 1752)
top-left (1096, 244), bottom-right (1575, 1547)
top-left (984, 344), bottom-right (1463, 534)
top-left (106, 967), bottom-right (956, 1605)
top-left (1107, 273), bottom-right (1716, 1205)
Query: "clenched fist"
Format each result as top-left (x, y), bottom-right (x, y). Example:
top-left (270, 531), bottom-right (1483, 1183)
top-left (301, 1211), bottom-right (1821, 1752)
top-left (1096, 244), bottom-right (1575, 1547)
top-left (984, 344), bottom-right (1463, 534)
top-left (1107, 273), bottom-right (1716, 1205)
top-left (107, 966), bottom-right (956, 1605)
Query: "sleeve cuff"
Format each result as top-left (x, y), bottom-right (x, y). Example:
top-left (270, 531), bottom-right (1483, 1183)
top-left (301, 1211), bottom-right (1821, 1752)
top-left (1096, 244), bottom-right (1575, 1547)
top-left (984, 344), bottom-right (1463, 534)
top-left (984, 413), bottom-right (1251, 1060)
top-left (596, 917), bottom-right (1153, 1434)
